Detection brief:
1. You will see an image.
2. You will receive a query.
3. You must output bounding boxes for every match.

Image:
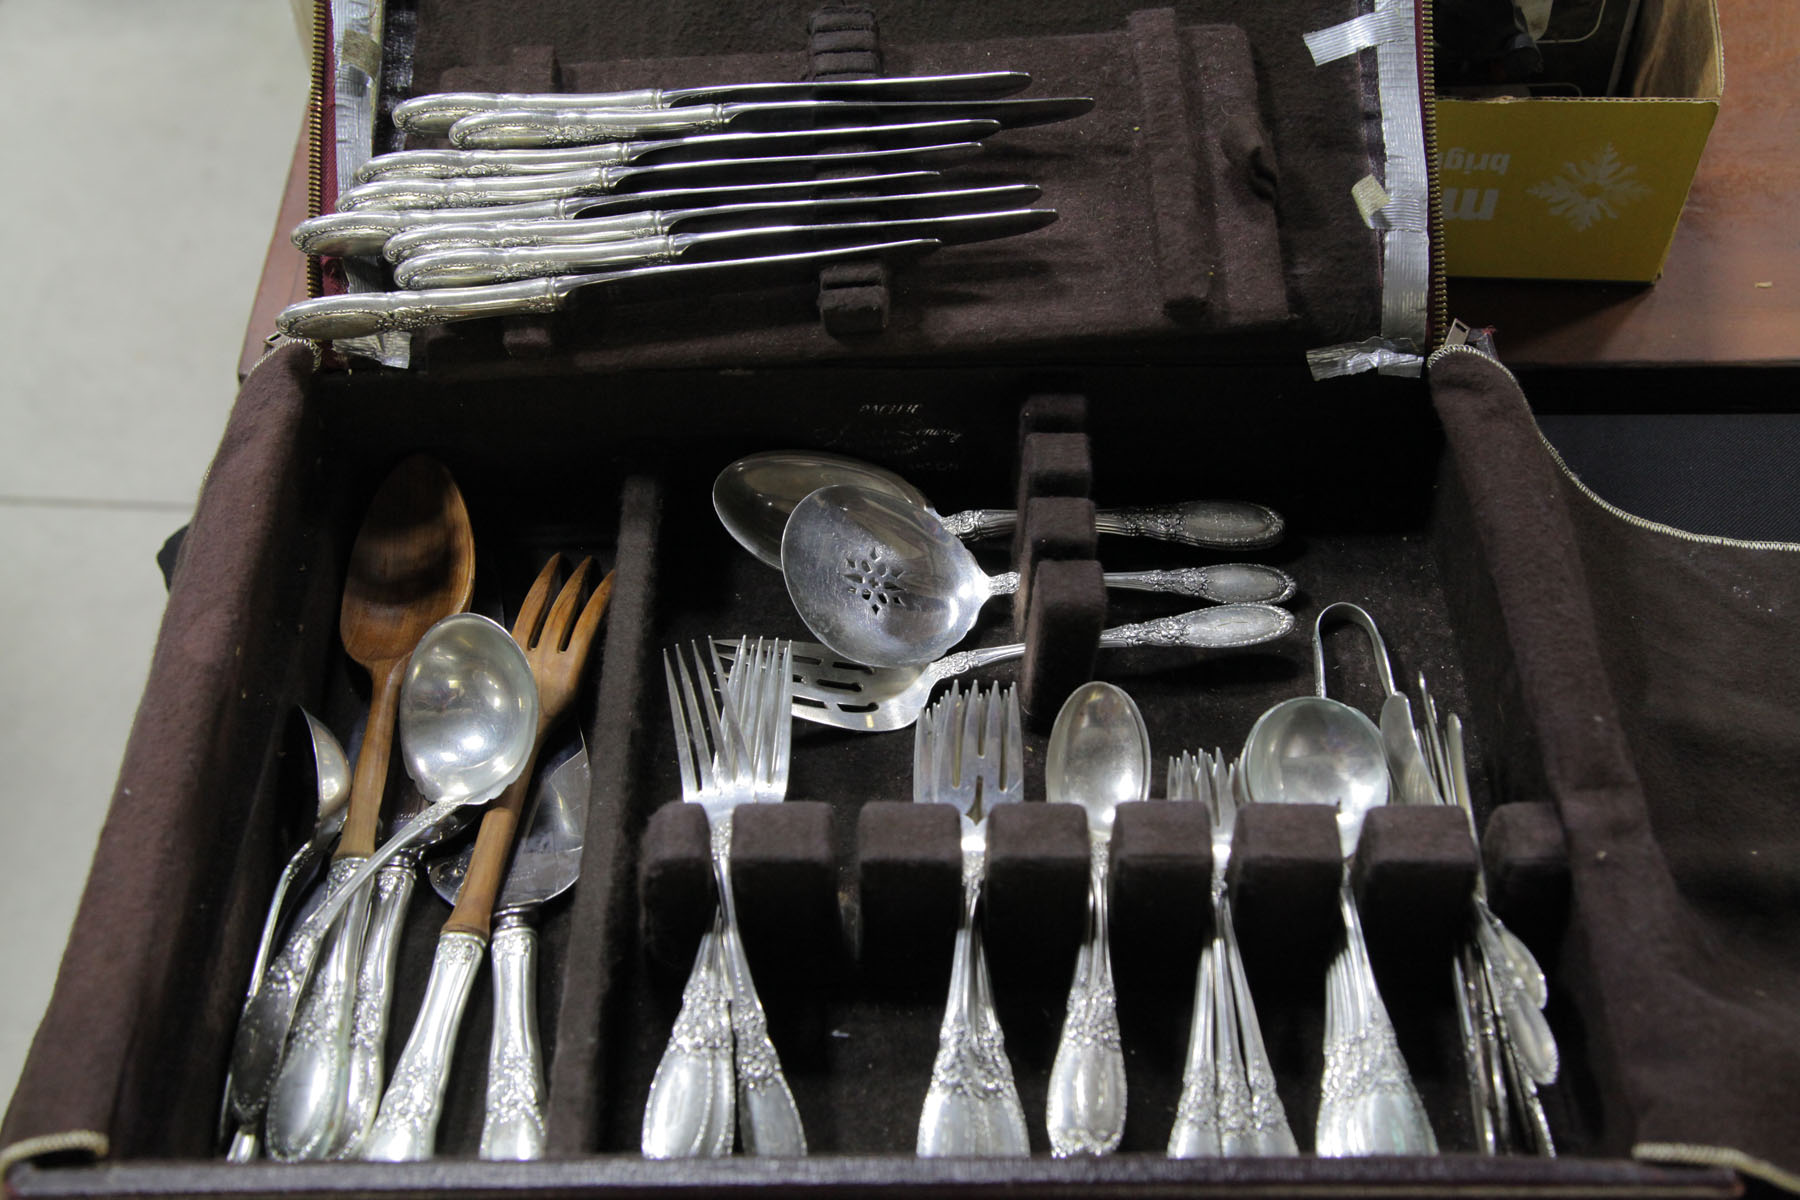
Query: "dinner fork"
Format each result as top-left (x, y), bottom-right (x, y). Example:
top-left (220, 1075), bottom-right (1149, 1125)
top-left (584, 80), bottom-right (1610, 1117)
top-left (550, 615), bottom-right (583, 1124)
top-left (916, 682), bottom-right (1030, 1157)
top-left (360, 556), bottom-right (611, 1161)
top-left (642, 640), bottom-right (806, 1157)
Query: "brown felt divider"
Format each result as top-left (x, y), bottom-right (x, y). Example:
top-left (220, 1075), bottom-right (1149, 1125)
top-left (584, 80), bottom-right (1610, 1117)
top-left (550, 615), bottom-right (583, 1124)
top-left (732, 801), bottom-right (843, 978)
top-left (1108, 800), bottom-right (1212, 987)
top-left (809, 6), bottom-right (888, 337)
top-left (1018, 559), bottom-right (1107, 726)
top-left (1351, 805), bottom-right (1483, 964)
top-left (854, 801), bottom-right (961, 977)
top-left (1483, 800), bottom-right (1572, 954)
top-left (983, 803), bottom-right (1090, 992)
top-left (1013, 496), bottom-right (1097, 639)
top-left (637, 803), bottom-right (713, 970)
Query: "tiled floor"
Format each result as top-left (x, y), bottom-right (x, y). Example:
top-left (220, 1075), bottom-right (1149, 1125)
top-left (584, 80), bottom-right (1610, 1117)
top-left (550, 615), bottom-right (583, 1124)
top-left (0, 1), bottom-right (309, 1105)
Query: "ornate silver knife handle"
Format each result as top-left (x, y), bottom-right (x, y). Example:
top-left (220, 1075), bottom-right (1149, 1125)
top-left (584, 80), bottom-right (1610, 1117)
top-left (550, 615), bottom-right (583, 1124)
top-left (292, 199), bottom-right (580, 257)
top-left (393, 236), bottom-right (677, 290)
top-left (356, 144), bottom-right (633, 184)
top-left (330, 856), bottom-right (416, 1158)
top-left (1097, 603), bottom-right (1296, 651)
top-left (264, 860), bottom-right (376, 1161)
top-left (359, 931), bottom-right (487, 1161)
top-left (482, 917), bottom-right (548, 1160)
top-left (338, 165), bottom-right (623, 213)
top-left (384, 212), bottom-right (661, 263)
top-left (941, 500), bottom-right (1284, 550)
top-left (642, 921), bottom-right (736, 1158)
top-left (397, 90), bottom-right (668, 135)
top-left (1094, 501), bottom-right (1286, 549)
top-left (278, 279), bottom-right (567, 341)
top-left (451, 104), bottom-right (732, 149)
top-left (1046, 838), bottom-right (1126, 1157)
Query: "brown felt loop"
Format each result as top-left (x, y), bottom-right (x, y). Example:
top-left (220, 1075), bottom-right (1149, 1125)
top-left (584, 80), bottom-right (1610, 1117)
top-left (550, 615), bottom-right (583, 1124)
top-left (1483, 800), bottom-right (1572, 950)
top-left (1020, 393), bottom-right (1090, 435)
top-left (1013, 496), bottom-right (1098, 639)
top-left (1108, 801), bottom-right (1213, 986)
top-left (984, 803), bottom-right (1089, 990)
top-left (637, 802), bottom-right (714, 970)
top-left (807, 5), bottom-right (885, 334)
top-left (730, 802), bottom-right (841, 976)
top-left (1127, 8), bottom-right (1213, 322)
top-left (1350, 805), bottom-right (1482, 962)
top-left (1018, 559), bottom-right (1105, 728)
top-left (1226, 803), bottom-right (1343, 974)
top-left (1015, 433), bottom-right (1094, 522)
top-left (854, 802), bottom-right (962, 969)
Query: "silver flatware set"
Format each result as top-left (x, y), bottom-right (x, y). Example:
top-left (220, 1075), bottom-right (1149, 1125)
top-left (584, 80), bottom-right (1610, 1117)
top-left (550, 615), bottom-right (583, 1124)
top-left (276, 70), bottom-right (1091, 341)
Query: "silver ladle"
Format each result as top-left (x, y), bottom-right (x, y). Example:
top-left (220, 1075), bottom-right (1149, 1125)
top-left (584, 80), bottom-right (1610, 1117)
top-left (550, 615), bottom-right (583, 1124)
top-left (715, 449), bottom-right (1286, 568)
top-left (1240, 602), bottom-right (1437, 1156)
top-left (781, 484), bottom-right (1294, 668)
top-left (1044, 681), bottom-right (1149, 1156)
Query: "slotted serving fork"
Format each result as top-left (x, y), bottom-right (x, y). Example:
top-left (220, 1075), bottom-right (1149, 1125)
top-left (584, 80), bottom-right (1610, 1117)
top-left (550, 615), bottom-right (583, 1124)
top-left (916, 682), bottom-right (1029, 1157)
top-left (713, 604), bottom-right (1296, 732)
top-left (642, 639), bottom-right (806, 1158)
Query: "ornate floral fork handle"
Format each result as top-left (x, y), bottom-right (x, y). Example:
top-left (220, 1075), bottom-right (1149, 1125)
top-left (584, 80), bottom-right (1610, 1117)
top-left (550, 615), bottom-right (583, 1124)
top-left (1046, 838), bottom-right (1126, 1157)
top-left (918, 853), bottom-right (1029, 1157)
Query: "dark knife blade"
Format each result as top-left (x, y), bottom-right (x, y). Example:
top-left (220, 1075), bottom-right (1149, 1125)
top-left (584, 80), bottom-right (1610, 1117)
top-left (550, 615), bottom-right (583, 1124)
top-left (450, 97), bottom-right (1097, 149)
top-left (394, 71), bottom-right (1034, 135)
top-left (393, 208), bottom-right (1056, 289)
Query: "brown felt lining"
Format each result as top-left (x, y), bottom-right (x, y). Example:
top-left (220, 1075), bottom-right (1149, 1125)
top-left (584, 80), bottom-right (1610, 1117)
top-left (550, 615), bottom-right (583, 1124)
top-left (0, 339), bottom-right (1777, 1197)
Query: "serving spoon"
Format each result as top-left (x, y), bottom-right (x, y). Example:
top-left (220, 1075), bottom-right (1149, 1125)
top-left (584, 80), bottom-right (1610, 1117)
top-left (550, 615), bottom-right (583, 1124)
top-left (781, 484), bottom-right (1294, 668)
top-left (234, 457), bottom-right (475, 1157)
top-left (716, 450), bottom-right (1286, 568)
top-left (1045, 682), bottom-right (1149, 1156)
top-left (1240, 603), bottom-right (1436, 1156)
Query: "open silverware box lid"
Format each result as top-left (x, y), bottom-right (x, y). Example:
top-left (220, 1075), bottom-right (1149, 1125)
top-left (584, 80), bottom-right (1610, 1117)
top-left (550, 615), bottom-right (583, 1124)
top-left (7, 0), bottom-right (1800, 1196)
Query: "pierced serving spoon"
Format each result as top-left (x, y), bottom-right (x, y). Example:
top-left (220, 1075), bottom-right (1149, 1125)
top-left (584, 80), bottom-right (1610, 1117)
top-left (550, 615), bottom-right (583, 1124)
top-left (1240, 602), bottom-right (1436, 1156)
top-left (1045, 682), bottom-right (1149, 1157)
top-left (716, 450), bottom-right (1286, 569)
top-left (781, 485), bottom-right (1294, 668)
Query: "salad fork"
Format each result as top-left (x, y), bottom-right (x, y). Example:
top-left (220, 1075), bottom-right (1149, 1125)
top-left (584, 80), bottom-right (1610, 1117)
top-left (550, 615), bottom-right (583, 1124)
top-left (916, 682), bottom-right (1030, 1157)
top-left (1167, 751), bottom-right (1297, 1157)
top-left (642, 639), bottom-right (805, 1157)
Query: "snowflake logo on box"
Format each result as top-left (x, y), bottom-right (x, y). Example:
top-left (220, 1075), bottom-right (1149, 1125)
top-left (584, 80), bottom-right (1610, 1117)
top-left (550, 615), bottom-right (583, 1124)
top-left (1526, 144), bottom-right (1652, 232)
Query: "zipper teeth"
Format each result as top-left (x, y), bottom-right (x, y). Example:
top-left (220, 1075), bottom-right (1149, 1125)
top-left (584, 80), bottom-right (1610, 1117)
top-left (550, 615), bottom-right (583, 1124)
top-left (1635, 1141), bottom-right (1800, 1194)
top-left (1417, 0), bottom-right (1447, 349)
top-left (305, 0), bottom-right (329, 300)
top-left (1428, 344), bottom-right (1800, 552)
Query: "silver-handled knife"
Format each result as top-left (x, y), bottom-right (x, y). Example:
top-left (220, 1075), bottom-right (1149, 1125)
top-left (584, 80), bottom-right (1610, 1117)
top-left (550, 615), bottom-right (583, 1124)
top-left (376, 172), bottom-right (971, 262)
top-left (426, 733), bottom-right (589, 1160)
top-left (337, 123), bottom-right (995, 211)
top-left (296, 169), bottom-right (946, 258)
top-left (392, 205), bottom-right (1053, 289)
top-left (394, 71), bottom-right (1034, 135)
top-left (451, 96), bottom-right (1095, 149)
top-left (277, 238), bottom-right (939, 341)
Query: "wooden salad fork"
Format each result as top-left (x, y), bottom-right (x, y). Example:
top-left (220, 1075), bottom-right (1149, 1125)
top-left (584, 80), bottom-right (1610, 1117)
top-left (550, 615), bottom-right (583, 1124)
top-left (360, 554), bottom-right (612, 1161)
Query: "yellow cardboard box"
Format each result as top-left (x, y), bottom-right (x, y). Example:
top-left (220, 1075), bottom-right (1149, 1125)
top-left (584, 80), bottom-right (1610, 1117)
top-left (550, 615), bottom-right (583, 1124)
top-left (1435, 0), bottom-right (1722, 282)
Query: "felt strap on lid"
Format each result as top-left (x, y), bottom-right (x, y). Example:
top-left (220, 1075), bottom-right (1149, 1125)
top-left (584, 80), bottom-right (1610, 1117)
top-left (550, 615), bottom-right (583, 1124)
top-left (808, 6), bottom-right (890, 336)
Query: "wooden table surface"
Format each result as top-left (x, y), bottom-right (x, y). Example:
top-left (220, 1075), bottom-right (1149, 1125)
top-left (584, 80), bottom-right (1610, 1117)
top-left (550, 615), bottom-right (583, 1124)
top-left (239, 0), bottom-right (1798, 378)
